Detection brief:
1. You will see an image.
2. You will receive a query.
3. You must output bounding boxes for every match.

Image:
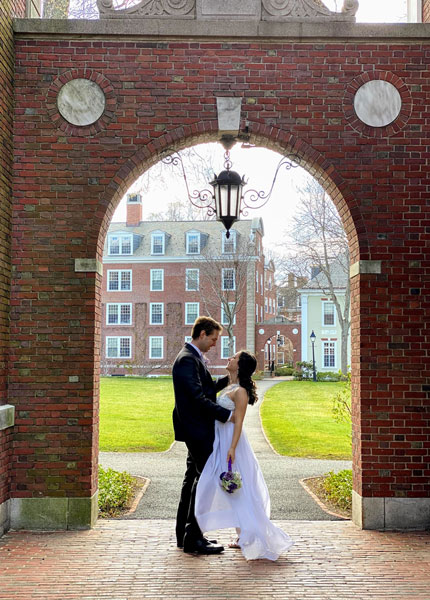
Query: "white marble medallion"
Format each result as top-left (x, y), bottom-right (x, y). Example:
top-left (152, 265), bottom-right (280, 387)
top-left (57, 78), bottom-right (106, 127)
top-left (353, 80), bottom-right (402, 128)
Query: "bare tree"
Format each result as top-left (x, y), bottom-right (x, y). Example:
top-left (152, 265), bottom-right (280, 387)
top-left (146, 200), bottom-right (197, 222)
top-left (43, 0), bottom-right (70, 17)
top-left (278, 177), bottom-right (350, 374)
top-left (133, 145), bottom-right (220, 211)
top-left (196, 235), bottom-right (256, 357)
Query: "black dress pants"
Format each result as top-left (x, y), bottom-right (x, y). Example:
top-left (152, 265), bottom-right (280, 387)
top-left (176, 444), bottom-right (211, 546)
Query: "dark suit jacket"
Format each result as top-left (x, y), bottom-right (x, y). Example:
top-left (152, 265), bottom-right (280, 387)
top-left (172, 343), bottom-right (230, 455)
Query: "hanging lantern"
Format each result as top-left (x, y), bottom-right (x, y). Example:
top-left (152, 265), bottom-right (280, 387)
top-left (210, 164), bottom-right (245, 238)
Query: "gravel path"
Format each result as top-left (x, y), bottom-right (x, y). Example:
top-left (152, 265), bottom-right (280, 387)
top-left (99, 378), bottom-right (351, 520)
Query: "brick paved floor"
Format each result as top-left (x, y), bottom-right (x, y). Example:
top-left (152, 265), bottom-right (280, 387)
top-left (1, 520), bottom-right (430, 599)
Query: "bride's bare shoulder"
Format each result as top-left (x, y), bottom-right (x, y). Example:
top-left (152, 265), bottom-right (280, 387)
top-left (231, 385), bottom-right (248, 403)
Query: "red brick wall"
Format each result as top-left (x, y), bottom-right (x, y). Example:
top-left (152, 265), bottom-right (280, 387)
top-left (423, 0), bottom-right (430, 21)
top-left (255, 324), bottom-right (301, 372)
top-left (0, 0), bottom-right (25, 509)
top-left (101, 260), bottom-right (250, 377)
top-left (11, 36), bottom-right (430, 504)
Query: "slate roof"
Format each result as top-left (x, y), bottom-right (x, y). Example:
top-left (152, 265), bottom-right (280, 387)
top-left (103, 217), bottom-right (264, 259)
top-left (301, 254), bottom-right (349, 290)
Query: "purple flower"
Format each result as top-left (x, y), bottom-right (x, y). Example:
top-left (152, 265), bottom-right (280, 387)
top-left (220, 467), bottom-right (242, 494)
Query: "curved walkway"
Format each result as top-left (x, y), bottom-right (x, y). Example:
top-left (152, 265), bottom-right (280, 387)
top-left (100, 378), bottom-right (351, 520)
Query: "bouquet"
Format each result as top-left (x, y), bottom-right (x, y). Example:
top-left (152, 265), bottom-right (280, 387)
top-left (219, 458), bottom-right (242, 494)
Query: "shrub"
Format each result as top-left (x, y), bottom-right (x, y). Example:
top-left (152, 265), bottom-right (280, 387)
top-left (253, 370), bottom-right (265, 380)
top-left (274, 366), bottom-right (294, 376)
top-left (98, 466), bottom-right (134, 517)
top-left (322, 469), bottom-right (352, 511)
top-left (293, 361), bottom-right (314, 380)
top-left (317, 371), bottom-right (343, 382)
top-left (332, 372), bottom-right (351, 424)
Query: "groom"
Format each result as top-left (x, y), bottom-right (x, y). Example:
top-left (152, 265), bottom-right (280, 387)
top-left (172, 316), bottom-right (232, 554)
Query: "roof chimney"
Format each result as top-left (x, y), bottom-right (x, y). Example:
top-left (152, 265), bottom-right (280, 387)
top-left (126, 193), bottom-right (142, 226)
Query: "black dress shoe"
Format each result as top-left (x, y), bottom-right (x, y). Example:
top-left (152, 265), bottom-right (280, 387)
top-left (202, 537), bottom-right (218, 545)
top-left (177, 537), bottom-right (217, 549)
top-left (183, 539), bottom-right (224, 555)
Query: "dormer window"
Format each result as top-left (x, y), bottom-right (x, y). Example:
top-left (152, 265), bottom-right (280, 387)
top-left (186, 231), bottom-right (200, 254)
top-left (108, 234), bottom-right (132, 255)
top-left (151, 232), bottom-right (165, 255)
top-left (222, 230), bottom-right (236, 253)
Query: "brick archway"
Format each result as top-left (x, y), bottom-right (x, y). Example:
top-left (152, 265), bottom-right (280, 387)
top-left (4, 18), bottom-right (430, 533)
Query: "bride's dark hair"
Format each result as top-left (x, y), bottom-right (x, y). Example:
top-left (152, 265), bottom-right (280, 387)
top-left (237, 350), bottom-right (258, 405)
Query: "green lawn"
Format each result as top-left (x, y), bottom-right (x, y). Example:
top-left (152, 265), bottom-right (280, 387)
top-left (99, 377), bottom-right (175, 452)
top-left (99, 377), bottom-right (352, 459)
top-left (260, 381), bottom-right (352, 460)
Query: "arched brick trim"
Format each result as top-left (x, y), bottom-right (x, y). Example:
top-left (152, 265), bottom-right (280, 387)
top-left (98, 122), bottom-right (366, 265)
top-left (46, 70), bottom-right (116, 136)
top-left (344, 71), bottom-right (412, 138)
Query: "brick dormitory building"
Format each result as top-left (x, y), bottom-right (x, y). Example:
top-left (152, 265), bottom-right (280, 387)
top-left (101, 195), bottom-right (301, 376)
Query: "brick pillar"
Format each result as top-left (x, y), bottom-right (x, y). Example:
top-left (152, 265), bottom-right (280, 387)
top-left (0, 0), bottom-right (26, 536)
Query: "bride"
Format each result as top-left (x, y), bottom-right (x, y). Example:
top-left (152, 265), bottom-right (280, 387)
top-left (195, 350), bottom-right (294, 561)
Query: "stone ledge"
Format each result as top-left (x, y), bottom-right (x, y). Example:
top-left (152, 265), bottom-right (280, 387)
top-left (0, 500), bottom-right (10, 537)
top-left (352, 491), bottom-right (430, 530)
top-left (75, 258), bottom-right (103, 276)
top-left (0, 405), bottom-right (15, 431)
top-left (13, 19), bottom-right (430, 42)
top-left (350, 260), bottom-right (382, 279)
top-left (10, 493), bottom-right (98, 530)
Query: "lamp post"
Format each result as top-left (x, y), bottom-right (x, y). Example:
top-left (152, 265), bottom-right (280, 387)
top-left (310, 330), bottom-right (317, 382)
top-left (265, 336), bottom-right (273, 375)
top-left (266, 334), bottom-right (283, 376)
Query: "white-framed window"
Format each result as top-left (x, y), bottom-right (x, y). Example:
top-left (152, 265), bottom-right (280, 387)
top-left (149, 336), bottom-right (163, 359)
top-left (260, 274), bottom-right (263, 293)
top-left (277, 351), bottom-right (284, 365)
top-left (323, 341), bottom-right (336, 368)
top-left (222, 230), bottom-right (236, 253)
top-left (260, 306), bottom-right (263, 321)
top-left (185, 302), bottom-right (199, 325)
top-left (107, 270), bottom-right (132, 291)
top-left (186, 232), bottom-right (200, 254)
top-left (323, 302), bottom-right (336, 326)
top-left (221, 336), bottom-right (236, 359)
top-left (108, 233), bottom-right (132, 255)
top-left (186, 268), bottom-right (199, 291)
top-left (265, 298), bottom-right (268, 313)
top-left (221, 302), bottom-right (236, 325)
top-left (106, 303), bottom-right (132, 325)
top-left (106, 336), bottom-right (131, 359)
top-left (256, 304), bottom-right (259, 320)
top-left (150, 269), bottom-right (164, 291)
top-left (222, 268), bottom-right (235, 290)
top-left (256, 270), bottom-right (259, 293)
top-left (185, 336), bottom-right (192, 343)
top-left (151, 232), bottom-right (165, 255)
top-left (150, 303), bottom-right (164, 325)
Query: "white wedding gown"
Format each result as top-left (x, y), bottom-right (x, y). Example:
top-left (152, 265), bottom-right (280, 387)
top-left (195, 384), bottom-right (294, 561)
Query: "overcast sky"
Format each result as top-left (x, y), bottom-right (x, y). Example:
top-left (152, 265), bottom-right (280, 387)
top-left (324, 0), bottom-right (407, 21)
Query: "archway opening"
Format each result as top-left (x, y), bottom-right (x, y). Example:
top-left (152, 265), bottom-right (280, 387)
top-left (96, 131), bottom-right (361, 523)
